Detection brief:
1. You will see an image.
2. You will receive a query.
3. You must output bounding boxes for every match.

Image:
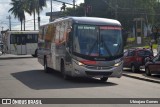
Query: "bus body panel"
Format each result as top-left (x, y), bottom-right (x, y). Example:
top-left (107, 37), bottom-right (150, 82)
top-left (26, 43), bottom-right (37, 55)
top-left (38, 17), bottom-right (123, 79)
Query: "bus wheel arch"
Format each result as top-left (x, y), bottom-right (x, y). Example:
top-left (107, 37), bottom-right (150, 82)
top-left (61, 58), bottom-right (70, 80)
top-left (100, 77), bottom-right (108, 82)
top-left (32, 49), bottom-right (37, 57)
top-left (44, 56), bottom-right (51, 73)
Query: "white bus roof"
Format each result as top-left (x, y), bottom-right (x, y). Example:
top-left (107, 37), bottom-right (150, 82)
top-left (43, 17), bottom-right (121, 26)
top-left (6, 30), bottom-right (39, 34)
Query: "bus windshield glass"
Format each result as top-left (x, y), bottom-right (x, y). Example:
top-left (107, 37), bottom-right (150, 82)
top-left (73, 24), bottom-right (123, 58)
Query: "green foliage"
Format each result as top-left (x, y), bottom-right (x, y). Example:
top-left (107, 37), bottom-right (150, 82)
top-left (9, 0), bottom-right (26, 30)
top-left (9, 0), bottom-right (47, 30)
top-left (144, 44), bottom-right (158, 49)
top-left (64, 0), bottom-right (159, 31)
top-left (64, 3), bottom-right (85, 16)
top-left (127, 38), bottom-right (135, 42)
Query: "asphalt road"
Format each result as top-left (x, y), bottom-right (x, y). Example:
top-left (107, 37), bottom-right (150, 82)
top-left (0, 55), bottom-right (160, 107)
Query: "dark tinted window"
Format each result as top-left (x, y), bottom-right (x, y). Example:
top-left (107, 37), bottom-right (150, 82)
top-left (128, 51), bottom-right (135, 56)
top-left (27, 34), bottom-right (38, 43)
top-left (10, 34), bottom-right (38, 44)
top-left (138, 50), bottom-right (152, 57)
top-left (10, 34), bottom-right (17, 44)
top-left (124, 51), bottom-right (128, 56)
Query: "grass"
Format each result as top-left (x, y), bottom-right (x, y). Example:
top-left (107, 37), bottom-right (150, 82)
top-left (143, 44), bottom-right (158, 49)
top-left (127, 38), bottom-right (135, 42)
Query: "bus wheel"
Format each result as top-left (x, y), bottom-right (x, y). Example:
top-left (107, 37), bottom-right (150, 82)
top-left (145, 67), bottom-right (151, 76)
top-left (100, 77), bottom-right (108, 82)
top-left (61, 61), bottom-right (70, 80)
top-left (44, 58), bottom-right (51, 73)
top-left (32, 50), bottom-right (37, 57)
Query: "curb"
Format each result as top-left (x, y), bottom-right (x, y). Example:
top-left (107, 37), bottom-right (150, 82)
top-left (123, 73), bottom-right (160, 84)
top-left (0, 55), bottom-right (33, 60)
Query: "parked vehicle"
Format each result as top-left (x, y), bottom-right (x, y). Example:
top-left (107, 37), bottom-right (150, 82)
top-left (37, 17), bottom-right (124, 81)
top-left (0, 42), bottom-right (3, 50)
top-left (2, 31), bottom-right (38, 57)
top-left (145, 55), bottom-right (160, 76)
top-left (123, 48), bottom-right (153, 72)
top-left (0, 42), bottom-right (3, 54)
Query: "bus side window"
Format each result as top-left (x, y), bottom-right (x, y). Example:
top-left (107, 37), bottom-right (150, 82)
top-left (55, 24), bottom-right (60, 44)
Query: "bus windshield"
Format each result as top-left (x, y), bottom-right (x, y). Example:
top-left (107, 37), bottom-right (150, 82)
top-left (73, 24), bottom-right (123, 58)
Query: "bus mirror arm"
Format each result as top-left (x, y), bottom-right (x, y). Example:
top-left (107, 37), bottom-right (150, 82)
top-left (66, 47), bottom-right (69, 52)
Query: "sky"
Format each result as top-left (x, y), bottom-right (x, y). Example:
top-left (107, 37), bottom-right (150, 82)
top-left (0, 0), bottom-right (84, 31)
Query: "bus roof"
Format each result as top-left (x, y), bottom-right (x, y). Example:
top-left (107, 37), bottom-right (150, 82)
top-left (52, 17), bottom-right (121, 26)
top-left (5, 30), bottom-right (39, 34)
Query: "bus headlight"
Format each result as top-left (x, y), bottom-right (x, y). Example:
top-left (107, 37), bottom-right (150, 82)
top-left (114, 62), bottom-right (122, 67)
top-left (74, 60), bottom-right (84, 66)
top-left (78, 61), bottom-right (84, 66)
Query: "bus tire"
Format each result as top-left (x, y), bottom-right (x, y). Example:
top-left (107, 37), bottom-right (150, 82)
top-left (32, 49), bottom-right (37, 57)
top-left (100, 77), bottom-right (108, 82)
top-left (61, 61), bottom-right (70, 80)
top-left (145, 67), bottom-right (151, 76)
top-left (44, 57), bottom-right (51, 73)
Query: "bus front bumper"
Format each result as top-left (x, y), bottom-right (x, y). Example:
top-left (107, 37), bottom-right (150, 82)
top-left (71, 60), bottom-right (123, 78)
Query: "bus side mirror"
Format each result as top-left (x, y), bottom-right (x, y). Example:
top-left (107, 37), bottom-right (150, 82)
top-left (66, 47), bottom-right (69, 52)
top-left (66, 28), bottom-right (72, 53)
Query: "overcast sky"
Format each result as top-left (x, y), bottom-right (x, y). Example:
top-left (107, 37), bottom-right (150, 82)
top-left (0, 0), bottom-right (84, 31)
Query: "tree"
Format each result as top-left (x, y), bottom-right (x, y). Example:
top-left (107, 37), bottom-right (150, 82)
top-left (25, 0), bottom-right (47, 30)
top-left (64, 3), bottom-right (85, 16)
top-left (9, 0), bottom-right (47, 31)
top-left (9, 0), bottom-right (29, 31)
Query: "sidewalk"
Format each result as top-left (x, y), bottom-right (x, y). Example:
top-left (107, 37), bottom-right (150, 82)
top-left (0, 54), bottom-right (32, 59)
top-left (123, 70), bottom-right (160, 84)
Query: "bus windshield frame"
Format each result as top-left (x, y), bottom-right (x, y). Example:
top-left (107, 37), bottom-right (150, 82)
top-left (72, 24), bottom-right (123, 61)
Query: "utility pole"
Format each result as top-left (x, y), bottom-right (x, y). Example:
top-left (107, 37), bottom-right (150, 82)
top-left (51, 0), bottom-right (53, 22)
top-left (115, 0), bottom-right (118, 19)
top-left (1, 26), bottom-right (3, 31)
top-left (6, 15), bottom-right (11, 31)
top-left (73, 0), bottom-right (76, 15)
top-left (38, 0), bottom-right (40, 29)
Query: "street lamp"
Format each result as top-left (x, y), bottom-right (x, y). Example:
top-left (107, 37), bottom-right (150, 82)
top-left (0, 22), bottom-right (9, 30)
top-left (38, 0), bottom-right (40, 29)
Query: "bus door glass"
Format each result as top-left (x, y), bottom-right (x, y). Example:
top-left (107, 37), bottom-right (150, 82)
top-left (26, 34), bottom-right (38, 54)
top-left (16, 34), bottom-right (27, 55)
top-left (10, 34), bottom-right (17, 54)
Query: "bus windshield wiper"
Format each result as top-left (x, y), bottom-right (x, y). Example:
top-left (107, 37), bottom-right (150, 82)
top-left (101, 39), bottom-right (113, 57)
top-left (88, 40), bottom-right (98, 56)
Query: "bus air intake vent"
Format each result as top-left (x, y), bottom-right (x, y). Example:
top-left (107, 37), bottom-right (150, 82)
top-left (85, 71), bottom-right (112, 76)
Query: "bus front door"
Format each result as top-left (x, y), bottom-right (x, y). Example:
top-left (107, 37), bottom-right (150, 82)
top-left (16, 35), bottom-right (27, 55)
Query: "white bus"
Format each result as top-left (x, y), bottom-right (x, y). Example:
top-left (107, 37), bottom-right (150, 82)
top-left (3, 31), bottom-right (38, 56)
top-left (38, 17), bottom-right (123, 81)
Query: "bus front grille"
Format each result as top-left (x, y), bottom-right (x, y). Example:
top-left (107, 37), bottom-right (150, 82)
top-left (85, 71), bottom-right (112, 76)
top-left (86, 66), bottom-right (113, 70)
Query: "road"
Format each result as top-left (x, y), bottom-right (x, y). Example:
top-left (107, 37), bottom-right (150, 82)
top-left (0, 55), bottom-right (160, 107)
